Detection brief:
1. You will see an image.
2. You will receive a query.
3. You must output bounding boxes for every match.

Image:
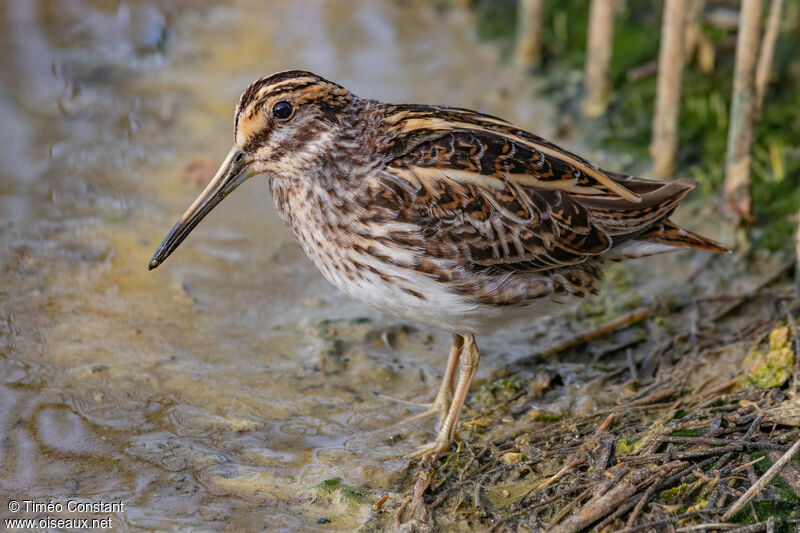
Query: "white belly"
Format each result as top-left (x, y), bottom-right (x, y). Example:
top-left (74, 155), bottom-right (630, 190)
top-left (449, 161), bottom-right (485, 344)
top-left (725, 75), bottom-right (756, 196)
top-left (308, 248), bottom-right (569, 335)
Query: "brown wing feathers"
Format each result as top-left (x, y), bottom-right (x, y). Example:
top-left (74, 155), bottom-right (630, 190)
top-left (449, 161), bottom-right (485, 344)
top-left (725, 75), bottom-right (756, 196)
top-left (575, 178), bottom-right (696, 235)
top-left (382, 108), bottom-right (726, 270)
top-left (385, 105), bottom-right (643, 202)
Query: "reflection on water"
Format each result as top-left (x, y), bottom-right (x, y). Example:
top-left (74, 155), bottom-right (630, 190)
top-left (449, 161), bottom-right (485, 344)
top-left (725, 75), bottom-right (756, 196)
top-left (1, 1), bottom-right (713, 531)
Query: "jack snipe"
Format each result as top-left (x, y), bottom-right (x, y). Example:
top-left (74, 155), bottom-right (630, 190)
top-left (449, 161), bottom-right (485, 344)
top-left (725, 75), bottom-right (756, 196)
top-left (149, 70), bottom-right (726, 461)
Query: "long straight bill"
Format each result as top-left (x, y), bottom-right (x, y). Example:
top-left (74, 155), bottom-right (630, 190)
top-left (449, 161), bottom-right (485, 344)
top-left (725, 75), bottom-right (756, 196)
top-left (148, 146), bottom-right (255, 270)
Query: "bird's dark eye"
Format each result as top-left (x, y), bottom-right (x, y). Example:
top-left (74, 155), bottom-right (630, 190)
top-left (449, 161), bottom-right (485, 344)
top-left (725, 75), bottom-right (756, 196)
top-left (272, 101), bottom-right (293, 120)
top-left (234, 151), bottom-right (244, 163)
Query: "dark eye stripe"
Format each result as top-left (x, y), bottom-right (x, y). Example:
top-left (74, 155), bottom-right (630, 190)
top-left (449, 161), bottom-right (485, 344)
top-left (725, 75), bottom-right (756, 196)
top-left (241, 127), bottom-right (272, 154)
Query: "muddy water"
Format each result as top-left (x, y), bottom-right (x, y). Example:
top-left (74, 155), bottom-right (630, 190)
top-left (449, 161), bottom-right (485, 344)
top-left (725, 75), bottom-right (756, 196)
top-left (0, 1), bottom-right (565, 530)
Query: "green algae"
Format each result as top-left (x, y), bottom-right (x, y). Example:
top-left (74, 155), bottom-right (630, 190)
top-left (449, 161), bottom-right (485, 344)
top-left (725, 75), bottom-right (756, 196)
top-left (313, 477), bottom-right (371, 505)
top-left (475, 375), bottom-right (524, 406)
top-left (740, 323), bottom-right (796, 390)
top-left (615, 436), bottom-right (639, 457)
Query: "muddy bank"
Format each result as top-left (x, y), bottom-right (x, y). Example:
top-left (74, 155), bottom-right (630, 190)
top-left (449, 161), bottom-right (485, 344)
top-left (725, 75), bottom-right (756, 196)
top-left (367, 255), bottom-right (800, 531)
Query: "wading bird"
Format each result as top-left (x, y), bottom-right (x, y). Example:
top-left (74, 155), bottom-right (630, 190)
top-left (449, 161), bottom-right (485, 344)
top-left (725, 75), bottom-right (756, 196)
top-left (149, 71), bottom-right (725, 461)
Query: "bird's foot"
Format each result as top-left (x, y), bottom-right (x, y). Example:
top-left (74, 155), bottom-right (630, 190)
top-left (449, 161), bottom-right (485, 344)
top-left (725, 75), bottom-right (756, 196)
top-left (373, 391), bottom-right (432, 408)
top-left (405, 437), bottom-right (453, 461)
top-left (375, 391), bottom-right (451, 428)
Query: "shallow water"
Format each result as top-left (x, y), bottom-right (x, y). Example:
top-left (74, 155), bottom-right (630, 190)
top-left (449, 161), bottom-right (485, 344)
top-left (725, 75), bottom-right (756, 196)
top-left (0, 1), bottom-right (729, 531)
top-left (0, 1), bottom-right (563, 530)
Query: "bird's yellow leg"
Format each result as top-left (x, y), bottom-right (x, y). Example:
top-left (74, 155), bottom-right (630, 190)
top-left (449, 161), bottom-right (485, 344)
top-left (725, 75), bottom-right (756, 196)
top-left (379, 334), bottom-right (463, 425)
top-left (433, 334), bottom-right (463, 425)
top-left (407, 334), bottom-right (479, 461)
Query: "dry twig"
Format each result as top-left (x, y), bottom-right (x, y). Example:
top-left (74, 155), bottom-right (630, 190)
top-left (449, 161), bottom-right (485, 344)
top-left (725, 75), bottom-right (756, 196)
top-left (552, 462), bottom-right (685, 533)
top-left (722, 436), bottom-right (800, 520)
top-left (538, 307), bottom-right (650, 357)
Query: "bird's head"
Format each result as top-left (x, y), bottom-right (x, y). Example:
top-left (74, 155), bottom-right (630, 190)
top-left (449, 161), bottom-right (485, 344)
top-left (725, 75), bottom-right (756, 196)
top-left (148, 70), bottom-right (357, 270)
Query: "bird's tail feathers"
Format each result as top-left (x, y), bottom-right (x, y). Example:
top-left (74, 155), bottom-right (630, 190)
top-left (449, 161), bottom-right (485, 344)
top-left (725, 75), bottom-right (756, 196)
top-left (606, 220), bottom-right (728, 260)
